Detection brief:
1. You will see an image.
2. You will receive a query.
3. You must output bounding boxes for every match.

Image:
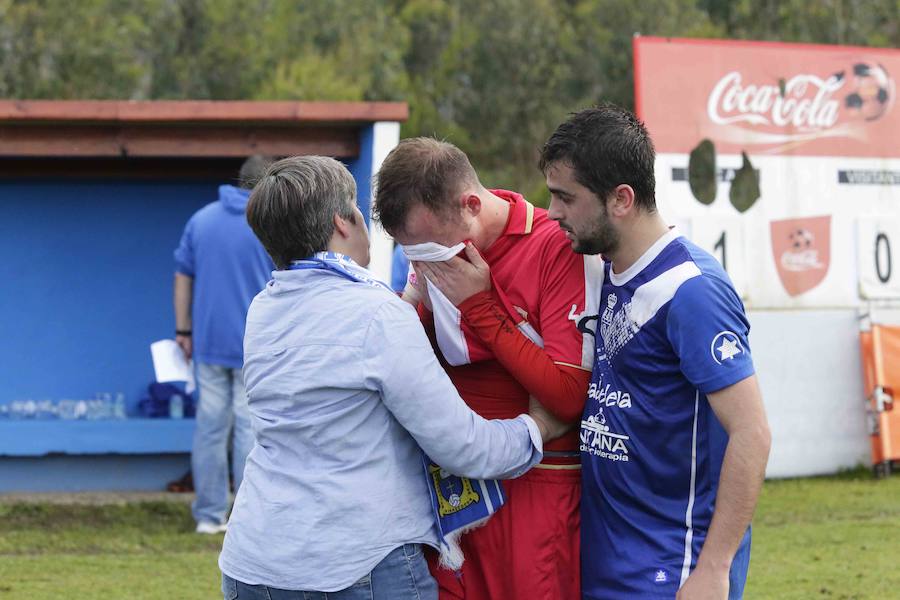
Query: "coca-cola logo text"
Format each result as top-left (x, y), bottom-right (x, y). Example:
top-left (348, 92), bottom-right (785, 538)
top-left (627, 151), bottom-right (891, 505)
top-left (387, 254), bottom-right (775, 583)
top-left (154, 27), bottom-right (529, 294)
top-left (708, 71), bottom-right (843, 129)
top-left (781, 249), bottom-right (824, 272)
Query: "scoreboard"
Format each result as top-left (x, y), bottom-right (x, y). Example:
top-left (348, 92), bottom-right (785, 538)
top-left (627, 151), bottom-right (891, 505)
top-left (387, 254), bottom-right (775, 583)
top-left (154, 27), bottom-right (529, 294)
top-left (634, 37), bottom-right (900, 309)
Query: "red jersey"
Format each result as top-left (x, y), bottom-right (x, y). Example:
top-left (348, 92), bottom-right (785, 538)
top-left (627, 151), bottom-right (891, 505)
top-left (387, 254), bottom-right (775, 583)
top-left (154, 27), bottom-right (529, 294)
top-left (423, 189), bottom-right (602, 452)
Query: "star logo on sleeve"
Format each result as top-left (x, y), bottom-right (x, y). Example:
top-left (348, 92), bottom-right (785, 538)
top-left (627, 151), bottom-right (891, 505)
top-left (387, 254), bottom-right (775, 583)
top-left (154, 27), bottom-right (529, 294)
top-left (710, 331), bottom-right (743, 365)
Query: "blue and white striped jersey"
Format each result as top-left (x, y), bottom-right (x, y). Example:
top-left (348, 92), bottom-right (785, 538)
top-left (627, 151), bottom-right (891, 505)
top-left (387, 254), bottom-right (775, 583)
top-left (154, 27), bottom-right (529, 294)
top-left (580, 229), bottom-right (755, 599)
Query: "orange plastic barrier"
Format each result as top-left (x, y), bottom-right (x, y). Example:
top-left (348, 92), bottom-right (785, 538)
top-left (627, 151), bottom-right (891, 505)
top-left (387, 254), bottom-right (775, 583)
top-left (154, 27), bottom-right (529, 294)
top-left (859, 325), bottom-right (900, 476)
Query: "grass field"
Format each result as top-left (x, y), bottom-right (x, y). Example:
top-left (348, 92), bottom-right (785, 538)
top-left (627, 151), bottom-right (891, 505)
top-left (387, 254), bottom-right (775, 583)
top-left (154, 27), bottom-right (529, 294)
top-left (744, 469), bottom-right (900, 599)
top-left (1, 469), bottom-right (898, 599)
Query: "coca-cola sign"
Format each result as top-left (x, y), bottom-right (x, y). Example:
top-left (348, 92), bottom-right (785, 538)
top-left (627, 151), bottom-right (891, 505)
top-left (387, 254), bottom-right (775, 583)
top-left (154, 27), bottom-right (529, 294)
top-left (770, 216), bottom-right (831, 297)
top-left (707, 71), bottom-right (843, 129)
top-left (635, 38), bottom-right (900, 157)
top-left (705, 63), bottom-right (893, 151)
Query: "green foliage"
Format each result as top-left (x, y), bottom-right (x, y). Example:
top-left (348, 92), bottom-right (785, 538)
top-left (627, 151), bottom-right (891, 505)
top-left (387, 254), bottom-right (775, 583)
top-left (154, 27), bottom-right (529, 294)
top-left (256, 54), bottom-right (368, 101)
top-left (0, 0), bottom-right (163, 99)
top-left (725, 0), bottom-right (899, 48)
top-left (0, 0), bottom-right (895, 196)
top-left (570, 0), bottom-right (723, 109)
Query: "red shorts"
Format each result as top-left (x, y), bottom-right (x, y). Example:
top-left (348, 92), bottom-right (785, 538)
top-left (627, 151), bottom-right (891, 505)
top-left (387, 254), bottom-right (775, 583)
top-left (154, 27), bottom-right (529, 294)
top-left (427, 466), bottom-right (581, 600)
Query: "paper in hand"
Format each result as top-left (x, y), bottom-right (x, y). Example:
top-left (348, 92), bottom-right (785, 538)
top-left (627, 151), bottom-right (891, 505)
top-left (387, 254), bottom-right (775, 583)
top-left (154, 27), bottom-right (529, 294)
top-left (150, 339), bottom-right (196, 394)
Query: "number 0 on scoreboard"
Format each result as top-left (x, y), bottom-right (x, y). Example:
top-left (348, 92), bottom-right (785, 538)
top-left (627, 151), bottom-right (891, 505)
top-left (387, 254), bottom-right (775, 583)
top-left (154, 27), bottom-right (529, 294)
top-left (857, 217), bottom-right (900, 300)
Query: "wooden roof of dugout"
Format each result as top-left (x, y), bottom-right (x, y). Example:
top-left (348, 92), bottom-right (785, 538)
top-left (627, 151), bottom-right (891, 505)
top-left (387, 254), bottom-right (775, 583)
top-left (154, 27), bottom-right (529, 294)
top-left (0, 100), bottom-right (408, 159)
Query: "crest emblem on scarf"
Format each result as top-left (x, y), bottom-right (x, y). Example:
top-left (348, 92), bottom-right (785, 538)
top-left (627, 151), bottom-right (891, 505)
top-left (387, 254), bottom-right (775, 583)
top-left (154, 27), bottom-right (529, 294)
top-left (428, 464), bottom-right (481, 516)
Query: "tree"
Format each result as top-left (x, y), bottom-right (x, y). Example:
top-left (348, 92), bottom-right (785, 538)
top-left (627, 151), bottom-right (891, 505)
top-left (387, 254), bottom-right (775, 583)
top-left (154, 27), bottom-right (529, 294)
top-left (0, 0), bottom-right (894, 200)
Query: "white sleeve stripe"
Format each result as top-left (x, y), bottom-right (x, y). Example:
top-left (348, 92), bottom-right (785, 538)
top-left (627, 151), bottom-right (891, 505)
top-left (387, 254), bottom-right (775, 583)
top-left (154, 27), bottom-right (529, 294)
top-left (629, 261), bottom-right (701, 330)
top-left (679, 391), bottom-right (700, 587)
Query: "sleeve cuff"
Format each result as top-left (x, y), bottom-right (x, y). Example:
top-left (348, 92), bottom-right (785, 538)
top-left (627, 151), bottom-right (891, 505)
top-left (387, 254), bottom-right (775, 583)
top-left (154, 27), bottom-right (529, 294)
top-left (458, 290), bottom-right (494, 316)
top-left (698, 366), bottom-right (756, 395)
top-left (512, 414), bottom-right (544, 477)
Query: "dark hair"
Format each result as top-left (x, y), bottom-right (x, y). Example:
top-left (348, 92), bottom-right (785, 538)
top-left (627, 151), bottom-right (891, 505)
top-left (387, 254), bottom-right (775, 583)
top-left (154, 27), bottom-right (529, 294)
top-left (246, 156), bottom-right (356, 269)
top-left (539, 104), bottom-right (656, 211)
top-left (373, 137), bottom-right (476, 236)
top-left (238, 155), bottom-right (275, 189)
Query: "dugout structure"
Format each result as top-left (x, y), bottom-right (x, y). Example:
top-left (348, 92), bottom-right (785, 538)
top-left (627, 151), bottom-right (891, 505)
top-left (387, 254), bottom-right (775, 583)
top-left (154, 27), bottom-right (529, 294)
top-left (0, 100), bottom-right (407, 491)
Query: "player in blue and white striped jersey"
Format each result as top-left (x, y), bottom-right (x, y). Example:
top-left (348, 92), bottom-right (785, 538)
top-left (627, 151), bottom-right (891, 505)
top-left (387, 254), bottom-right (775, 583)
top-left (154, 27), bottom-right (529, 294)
top-left (540, 105), bottom-right (772, 600)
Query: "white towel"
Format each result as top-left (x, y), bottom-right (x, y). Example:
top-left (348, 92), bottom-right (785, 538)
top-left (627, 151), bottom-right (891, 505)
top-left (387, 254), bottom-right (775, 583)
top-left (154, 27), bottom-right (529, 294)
top-left (401, 242), bottom-right (542, 366)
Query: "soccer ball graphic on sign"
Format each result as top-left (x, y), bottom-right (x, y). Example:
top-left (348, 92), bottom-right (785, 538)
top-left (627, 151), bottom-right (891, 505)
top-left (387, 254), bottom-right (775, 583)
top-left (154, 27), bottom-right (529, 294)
top-left (789, 228), bottom-right (814, 251)
top-left (844, 62), bottom-right (892, 121)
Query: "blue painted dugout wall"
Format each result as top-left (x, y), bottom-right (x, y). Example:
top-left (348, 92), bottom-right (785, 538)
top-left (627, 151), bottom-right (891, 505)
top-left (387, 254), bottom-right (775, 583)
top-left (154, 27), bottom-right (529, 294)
top-left (1, 159), bottom-right (373, 409)
top-left (347, 124), bottom-right (375, 226)
top-left (0, 178), bottom-right (219, 491)
top-left (0, 179), bottom-right (217, 409)
top-left (0, 150), bottom-right (377, 491)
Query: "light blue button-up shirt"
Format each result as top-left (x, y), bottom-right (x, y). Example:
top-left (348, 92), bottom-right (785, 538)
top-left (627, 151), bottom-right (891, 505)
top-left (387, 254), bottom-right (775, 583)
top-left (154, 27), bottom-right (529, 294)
top-left (218, 265), bottom-right (543, 592)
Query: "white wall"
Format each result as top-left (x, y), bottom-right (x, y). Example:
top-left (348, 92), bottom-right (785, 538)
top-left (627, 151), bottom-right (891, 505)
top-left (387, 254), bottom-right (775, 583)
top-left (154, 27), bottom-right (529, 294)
top-left (366, 121), bottom-right (401, 282)
top-left (750, 309), bottom-right (871, 477)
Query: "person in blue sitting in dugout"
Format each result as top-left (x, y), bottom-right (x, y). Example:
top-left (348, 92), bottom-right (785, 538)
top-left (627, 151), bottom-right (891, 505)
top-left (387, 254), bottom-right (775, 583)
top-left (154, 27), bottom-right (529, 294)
top-left (217, 155), bottom-right (568, 600)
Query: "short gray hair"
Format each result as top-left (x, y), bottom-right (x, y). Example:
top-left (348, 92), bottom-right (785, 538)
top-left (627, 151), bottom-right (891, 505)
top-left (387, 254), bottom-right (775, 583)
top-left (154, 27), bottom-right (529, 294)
top-left (246, 156), bottom-right (357, 269)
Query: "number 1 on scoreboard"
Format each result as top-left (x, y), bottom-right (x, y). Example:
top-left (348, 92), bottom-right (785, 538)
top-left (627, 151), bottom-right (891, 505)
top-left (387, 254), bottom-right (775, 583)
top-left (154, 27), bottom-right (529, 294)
top-left (691, 217), bottom-right (748, 299)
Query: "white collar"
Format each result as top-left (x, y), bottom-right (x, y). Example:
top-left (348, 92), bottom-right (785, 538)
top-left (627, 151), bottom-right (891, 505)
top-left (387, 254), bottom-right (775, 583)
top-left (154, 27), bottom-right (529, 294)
top-left (608, 227), bottom-right (680, 287)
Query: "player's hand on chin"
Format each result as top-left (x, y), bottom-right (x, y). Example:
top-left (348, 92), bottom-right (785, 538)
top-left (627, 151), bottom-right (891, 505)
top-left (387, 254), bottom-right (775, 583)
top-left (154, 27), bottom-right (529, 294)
top-left (412, 242), bottom-right (491, 306)
top-left (676, 563), bottom-right (729, 600)
top-left (528, 396), bottom-right (572, 442)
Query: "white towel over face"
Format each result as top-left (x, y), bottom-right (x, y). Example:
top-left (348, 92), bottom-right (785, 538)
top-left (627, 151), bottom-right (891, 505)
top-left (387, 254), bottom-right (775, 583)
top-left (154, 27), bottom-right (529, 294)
top-left (401, 241), bottom-right (466, 263)
top-left (401, 242), bottom-right (543, 366)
